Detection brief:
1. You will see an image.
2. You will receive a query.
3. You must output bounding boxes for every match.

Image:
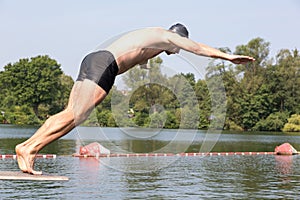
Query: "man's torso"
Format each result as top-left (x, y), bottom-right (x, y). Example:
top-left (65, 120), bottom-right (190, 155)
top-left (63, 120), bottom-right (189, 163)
top-left (105, 28), bottom-right (169, 74)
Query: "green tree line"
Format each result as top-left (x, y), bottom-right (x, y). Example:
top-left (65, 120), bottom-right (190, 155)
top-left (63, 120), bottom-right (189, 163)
top-left (0, 55), bottom-right (74, 125)
top-left (0, 37), bottom-right (299, 131)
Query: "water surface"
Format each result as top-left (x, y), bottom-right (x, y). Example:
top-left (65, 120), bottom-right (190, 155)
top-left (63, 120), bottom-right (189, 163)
top-left (0, 125), bottom-right (299, 199)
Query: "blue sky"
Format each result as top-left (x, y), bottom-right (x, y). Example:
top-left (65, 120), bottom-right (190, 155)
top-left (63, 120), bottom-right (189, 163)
top-left (1, 0), bottom-right (300, 82)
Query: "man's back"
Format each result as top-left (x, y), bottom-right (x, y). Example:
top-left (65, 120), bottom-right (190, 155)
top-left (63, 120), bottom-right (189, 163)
top-left (105, 27), bottom-right (170, 74)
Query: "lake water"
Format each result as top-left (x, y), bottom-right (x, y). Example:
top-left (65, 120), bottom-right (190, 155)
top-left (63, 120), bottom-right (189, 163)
top-left (1, 125), bottom-right (300, 199)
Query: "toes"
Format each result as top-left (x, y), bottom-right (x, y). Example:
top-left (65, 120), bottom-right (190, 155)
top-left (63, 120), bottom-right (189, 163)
top-left (31, 170), bottom-right (43, 175)
top-left (20, 168), bottom-right (42, 175)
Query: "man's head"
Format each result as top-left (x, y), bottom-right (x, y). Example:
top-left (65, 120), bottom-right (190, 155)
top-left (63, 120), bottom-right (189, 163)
top-left (165, 23), bottom-right (189, 55)
top-left (168, 23), bottom-right (189, 38)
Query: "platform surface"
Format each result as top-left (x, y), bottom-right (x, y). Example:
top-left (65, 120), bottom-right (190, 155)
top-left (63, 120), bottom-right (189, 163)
top-left (0, 171), bottom-right (69, 181)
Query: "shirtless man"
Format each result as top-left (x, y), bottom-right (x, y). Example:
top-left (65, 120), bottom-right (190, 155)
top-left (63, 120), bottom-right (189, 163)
top-left (15, 23), bottom-right (255, 174)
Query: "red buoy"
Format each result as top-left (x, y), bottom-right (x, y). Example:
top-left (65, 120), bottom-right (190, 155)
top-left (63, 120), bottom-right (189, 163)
top-left (275, 143), bottom-right (298, 155)
top-left (79, 142), bottom-right (110, 156)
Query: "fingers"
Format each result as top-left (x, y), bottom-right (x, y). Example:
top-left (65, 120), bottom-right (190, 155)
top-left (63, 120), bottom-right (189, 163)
top-left (233, 56), bottom-right (255, 64)
top-left (238, 55), bottom-right (255, 61)
top-left (246, 56), bottom-right (255, 62)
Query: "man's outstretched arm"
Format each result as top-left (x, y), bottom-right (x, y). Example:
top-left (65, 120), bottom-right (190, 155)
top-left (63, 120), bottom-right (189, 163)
top-left (193, 42), bottom-right (255, 64)
top-left (165, 31), bottom-right (255, 64)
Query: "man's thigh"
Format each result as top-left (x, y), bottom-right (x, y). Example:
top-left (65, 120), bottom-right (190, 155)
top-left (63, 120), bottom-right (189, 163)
top-left (70, 79), bottom-right (107, 124)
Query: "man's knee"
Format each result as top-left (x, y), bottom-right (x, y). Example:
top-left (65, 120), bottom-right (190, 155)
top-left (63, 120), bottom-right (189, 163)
top-left (73, 107), bottom-right (94, 125)
top-left (74, 112), bottom-right (89, 125)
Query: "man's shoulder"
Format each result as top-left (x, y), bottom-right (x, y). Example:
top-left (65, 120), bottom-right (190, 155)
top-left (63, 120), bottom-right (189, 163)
top-left (121, 27), bottom-right (168, 43)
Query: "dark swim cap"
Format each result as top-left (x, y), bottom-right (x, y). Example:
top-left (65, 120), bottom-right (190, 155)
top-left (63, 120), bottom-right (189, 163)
top-left (169, 23), bottom-right (189, 38)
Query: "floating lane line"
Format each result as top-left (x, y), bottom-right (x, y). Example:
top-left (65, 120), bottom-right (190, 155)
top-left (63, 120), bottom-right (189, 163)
top-left (0, 152), bottom-right (279, 160)
top-left (72, 152), bottom-right (276, 158)
top-left (1, 154), bottom-right (57, 159)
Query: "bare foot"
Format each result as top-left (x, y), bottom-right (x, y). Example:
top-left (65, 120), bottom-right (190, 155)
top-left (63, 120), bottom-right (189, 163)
top-left (15, 144), bottom-right (42, 175)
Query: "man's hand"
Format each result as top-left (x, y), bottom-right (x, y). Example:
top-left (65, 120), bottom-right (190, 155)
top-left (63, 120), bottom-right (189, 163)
top-left (229, 55), bottom-right (255, 64)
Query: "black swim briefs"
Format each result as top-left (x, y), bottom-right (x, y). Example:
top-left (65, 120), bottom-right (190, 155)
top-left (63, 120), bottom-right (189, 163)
top-left (76, 50), bottom-right (119, 93)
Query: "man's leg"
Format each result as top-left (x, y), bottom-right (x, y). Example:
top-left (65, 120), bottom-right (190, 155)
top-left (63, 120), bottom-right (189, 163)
top-left (15, 79), bottom-right (107, 174)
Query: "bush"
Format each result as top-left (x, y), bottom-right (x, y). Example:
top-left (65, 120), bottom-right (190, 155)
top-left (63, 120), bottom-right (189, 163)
top-left (253, 112), bottom-right (288, 131)
top-left (283, 114), bottom-right (300, 132)
top-left (224, 119), bottom-right (244, 131)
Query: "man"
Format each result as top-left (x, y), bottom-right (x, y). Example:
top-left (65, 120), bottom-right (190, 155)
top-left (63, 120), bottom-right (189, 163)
top-left (16, 23), bottom-right (255, 174)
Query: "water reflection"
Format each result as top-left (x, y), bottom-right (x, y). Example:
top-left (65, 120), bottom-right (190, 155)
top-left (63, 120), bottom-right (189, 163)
top-left (275, 155), bottom-right (294, 175)
top-left (78, 157), bottom-right (101, 172)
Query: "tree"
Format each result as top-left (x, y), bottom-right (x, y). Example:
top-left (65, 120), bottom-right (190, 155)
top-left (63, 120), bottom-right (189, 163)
top-left (1, 55), bottom-right (63, 118)
top-left (195, 79), bottom-right (211, 129)
top-left (235, 38), bottom-right (270, 94)
top-left (230, 38), bottom-right (272, 130)
top-left (271, 49), bottom-right (300, 113)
